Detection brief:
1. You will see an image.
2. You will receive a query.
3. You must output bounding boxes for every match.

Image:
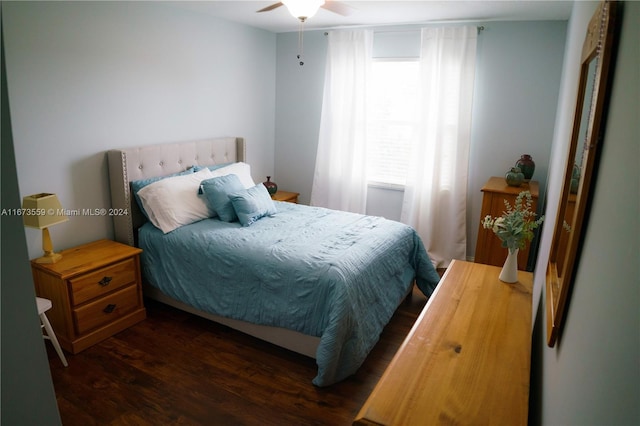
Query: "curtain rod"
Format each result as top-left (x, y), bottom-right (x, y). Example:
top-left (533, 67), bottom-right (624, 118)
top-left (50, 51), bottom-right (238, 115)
top-left (324, 25), bottom-right (485, 36)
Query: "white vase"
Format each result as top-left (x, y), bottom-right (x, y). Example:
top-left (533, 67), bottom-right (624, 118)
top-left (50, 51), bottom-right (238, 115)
top-left (499, 248), bottom-right (519, 283)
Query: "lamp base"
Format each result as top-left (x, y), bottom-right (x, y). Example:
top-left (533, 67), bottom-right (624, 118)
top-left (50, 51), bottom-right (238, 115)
top-left (36, 227), bottom-right (62, 263)
top-left (34, 252), bottom-right (63, 264)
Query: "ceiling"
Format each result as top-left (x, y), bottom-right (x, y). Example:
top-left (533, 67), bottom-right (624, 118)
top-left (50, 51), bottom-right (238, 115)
top-left (167, 1), bottom-right (573, 33)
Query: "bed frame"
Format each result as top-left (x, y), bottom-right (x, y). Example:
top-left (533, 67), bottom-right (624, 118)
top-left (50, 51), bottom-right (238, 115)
top-left (107, 137), bottom-right (319, 358)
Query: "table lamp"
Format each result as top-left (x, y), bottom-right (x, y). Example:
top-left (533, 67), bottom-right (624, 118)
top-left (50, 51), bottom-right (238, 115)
top-left (22, 193), bottom-right (68, 264)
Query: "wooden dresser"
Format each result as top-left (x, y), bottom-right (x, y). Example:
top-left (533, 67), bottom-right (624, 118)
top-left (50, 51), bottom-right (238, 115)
top-left (354, 260), bottom-right (533, 425)
top-left (31, 239), bottom-right (146, 354)
top-left (475, 176), bottom-right (539, 270)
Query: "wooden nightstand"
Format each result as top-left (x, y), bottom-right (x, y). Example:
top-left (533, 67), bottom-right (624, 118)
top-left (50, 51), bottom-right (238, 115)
top-left (31, 239), bottom-right (146, 354)
top-left (272, 190), bottom-right (299, 203)
top-left (475, 176), bottom-right (539, 271)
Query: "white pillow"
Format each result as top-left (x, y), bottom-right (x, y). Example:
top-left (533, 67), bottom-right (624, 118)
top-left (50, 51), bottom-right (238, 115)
top-left (138, 168), bottom-right (214, 233)
top-left (209, 162), bottom-right (255, 189)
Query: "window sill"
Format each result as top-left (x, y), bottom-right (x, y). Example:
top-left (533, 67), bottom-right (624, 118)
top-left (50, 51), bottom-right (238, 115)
top-left (367, 181), bottom-right (405, 192)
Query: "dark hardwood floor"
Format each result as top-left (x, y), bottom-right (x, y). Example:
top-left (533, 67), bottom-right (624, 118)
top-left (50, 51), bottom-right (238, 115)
top-left (45, 283), bottom-right (434, 425)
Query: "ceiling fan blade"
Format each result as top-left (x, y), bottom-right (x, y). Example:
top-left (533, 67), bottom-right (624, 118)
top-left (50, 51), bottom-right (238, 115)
top-left (321, 1), bottom-right (355, 17)
top-left (257, 2), bottom-right (283, 13)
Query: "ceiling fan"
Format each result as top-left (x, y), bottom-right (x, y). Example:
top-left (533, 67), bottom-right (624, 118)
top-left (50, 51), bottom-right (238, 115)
top-left (257, 0), bottom-right (354, 22)
top-left (259, 1), bottom-right (354, 66)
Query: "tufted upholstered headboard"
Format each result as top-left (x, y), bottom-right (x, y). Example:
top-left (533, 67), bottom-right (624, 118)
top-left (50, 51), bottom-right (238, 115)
top-left (107, 137), bottom-right (245, 246)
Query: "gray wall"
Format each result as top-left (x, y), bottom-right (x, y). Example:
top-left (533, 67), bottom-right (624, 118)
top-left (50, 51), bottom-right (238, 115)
top-left (274, 30), bottom-right (327, 208)
top-left (3, 1), bottom-right (277, 259)
top-left (1, 13), bottom-right (61, 423)
top-left (274, 21), bottom-right (567, 262)
top-left (532, 1), bottom-right (640, 424)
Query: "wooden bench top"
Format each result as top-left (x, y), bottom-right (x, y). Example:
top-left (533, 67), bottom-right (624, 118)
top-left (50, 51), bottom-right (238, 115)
top-left (354, 260), bottom-right (533, 425)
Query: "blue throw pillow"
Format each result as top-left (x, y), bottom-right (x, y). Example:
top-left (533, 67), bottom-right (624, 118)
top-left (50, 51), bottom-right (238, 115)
top-left (199, 174), bottom-right (245, 222)
top-left (131, 167), bottom-right (196, 219)
top-left (229, 184), bottom-right (277, 227)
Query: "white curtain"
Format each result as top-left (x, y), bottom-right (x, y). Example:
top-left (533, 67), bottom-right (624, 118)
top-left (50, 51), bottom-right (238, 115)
top-left (310, 30), bottom-right (373, 213)
top-left (401, 26), bottom-right (478, 268)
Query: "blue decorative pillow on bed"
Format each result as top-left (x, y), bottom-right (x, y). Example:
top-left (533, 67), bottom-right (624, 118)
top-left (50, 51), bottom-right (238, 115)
top-left (199, 174), bottom-right (245, 222)
top-left (131, 167), bottom-right (196, 219)
top-left (229, 184), bottom-right (277, 226)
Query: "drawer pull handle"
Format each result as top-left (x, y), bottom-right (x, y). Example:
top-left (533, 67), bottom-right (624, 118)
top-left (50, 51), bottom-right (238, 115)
top-left (98, 276), bottom-right (113, 287)
top-left (103, 304), bottom-right (116, 314)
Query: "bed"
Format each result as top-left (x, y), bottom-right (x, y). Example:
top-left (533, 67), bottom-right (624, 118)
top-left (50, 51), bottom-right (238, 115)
top-left (107, 137), bottom-right (440, 386)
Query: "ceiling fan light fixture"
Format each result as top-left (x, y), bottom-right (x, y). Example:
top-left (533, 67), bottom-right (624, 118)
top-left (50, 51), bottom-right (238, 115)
top-left (282, 0), bottom-right (325, 21)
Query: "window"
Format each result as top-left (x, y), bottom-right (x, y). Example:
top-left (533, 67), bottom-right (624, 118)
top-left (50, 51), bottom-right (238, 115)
top-left (367, 59), bottom-right (420, 187)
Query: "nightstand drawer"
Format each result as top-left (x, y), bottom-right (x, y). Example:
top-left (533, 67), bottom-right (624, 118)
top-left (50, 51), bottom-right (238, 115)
top-left (69, 258), bottom-right (137, 305)
top-left (73, 285), bottom-right (139, 335)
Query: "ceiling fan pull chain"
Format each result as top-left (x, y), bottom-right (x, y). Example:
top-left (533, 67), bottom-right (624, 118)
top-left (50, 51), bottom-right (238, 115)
top-left (297, 18), bottom-right (305, 66)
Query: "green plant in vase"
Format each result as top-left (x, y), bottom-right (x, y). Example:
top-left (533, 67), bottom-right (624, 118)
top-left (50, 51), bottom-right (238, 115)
top-left (482, 191), bottom-right (544, 282)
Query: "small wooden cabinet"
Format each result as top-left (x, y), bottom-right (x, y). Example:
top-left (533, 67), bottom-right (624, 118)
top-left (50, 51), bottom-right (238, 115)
top-left (31, 239), bottom-right (146, 354)
top-left (475, 177), bottom-right (539, 271)
top-left (272, 190), bottom-right (299, 204)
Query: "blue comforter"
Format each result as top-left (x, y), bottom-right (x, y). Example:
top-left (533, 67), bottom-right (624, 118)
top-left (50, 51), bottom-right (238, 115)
top-left (138, 202), bottom-right (440, 386)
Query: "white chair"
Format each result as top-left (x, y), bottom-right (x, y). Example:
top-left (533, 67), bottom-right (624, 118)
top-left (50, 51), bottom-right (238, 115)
top-left (36, 297), bottom-right (68, 367)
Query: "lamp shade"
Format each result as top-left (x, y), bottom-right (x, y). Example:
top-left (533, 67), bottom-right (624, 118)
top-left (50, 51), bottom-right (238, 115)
top-left (282, 0), bottom-right (325, 20)
top-left (22, 193), bottom-right (68, 229)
